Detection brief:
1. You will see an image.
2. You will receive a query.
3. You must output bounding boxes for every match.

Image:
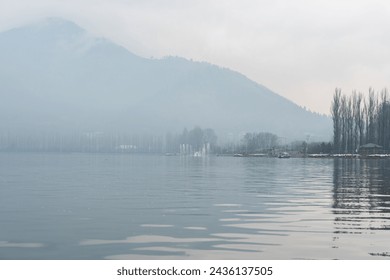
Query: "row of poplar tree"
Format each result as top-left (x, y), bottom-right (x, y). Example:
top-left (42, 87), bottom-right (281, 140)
top-left (331, 88), bottom-right (390, 153)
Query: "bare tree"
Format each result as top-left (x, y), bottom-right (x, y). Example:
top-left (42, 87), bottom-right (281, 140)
top-left (331, 87), bottom-right (390, 154)
top-left (377, 89), bottom-right (390, 150)
top-left (331, 88), bottom-right (342, 153)
top-left (367, 88), bottom-right (377, 144)
top-left (354, 92), bottom-right (365, 148)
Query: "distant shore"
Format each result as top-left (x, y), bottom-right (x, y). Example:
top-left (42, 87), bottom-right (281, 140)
top-left (223, 153), bottom-right (390, 159)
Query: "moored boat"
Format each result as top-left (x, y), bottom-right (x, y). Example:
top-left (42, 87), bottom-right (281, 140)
top-left (278, 152), bottom-right (291, 158)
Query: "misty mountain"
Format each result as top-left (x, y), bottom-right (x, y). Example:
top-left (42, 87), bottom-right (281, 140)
top-left (0, 18), bottom-right (331, 141)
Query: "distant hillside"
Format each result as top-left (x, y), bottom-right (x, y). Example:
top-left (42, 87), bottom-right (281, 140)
top-left (0, 18), bottom-right (331, 141)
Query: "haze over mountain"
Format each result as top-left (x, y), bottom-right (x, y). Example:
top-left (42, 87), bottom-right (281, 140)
top-left (0, 18), bottom-right (331, 142)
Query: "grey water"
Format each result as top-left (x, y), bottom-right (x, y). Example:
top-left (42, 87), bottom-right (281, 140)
top-left (1, 153), bottom-right (390, 259)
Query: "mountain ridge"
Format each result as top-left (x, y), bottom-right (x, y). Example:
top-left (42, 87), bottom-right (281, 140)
top-left (0, 18), bottom-right (331, 141)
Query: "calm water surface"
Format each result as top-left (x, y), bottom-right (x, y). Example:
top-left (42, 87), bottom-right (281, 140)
top-left (1, 153), bottom-right (390, 259)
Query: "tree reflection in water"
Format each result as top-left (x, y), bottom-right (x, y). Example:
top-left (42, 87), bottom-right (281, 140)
top-left (332, 159), bottom-right (390, 256)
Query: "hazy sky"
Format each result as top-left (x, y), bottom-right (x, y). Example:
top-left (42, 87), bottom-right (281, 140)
top-left (1, 0), bottom-right (390, 114)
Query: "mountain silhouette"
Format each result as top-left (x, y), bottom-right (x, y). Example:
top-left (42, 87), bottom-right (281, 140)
top-left (0, 18), bottom-right (331, 141)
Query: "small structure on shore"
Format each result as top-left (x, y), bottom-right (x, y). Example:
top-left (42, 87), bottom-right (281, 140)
top-left (358, 143), bottom-right (383, 155)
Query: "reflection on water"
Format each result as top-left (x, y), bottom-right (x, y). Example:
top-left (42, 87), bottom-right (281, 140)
top-left (332, 159), bottom-right (390, 258)
top-left (0, 153), bottom-right (390, 259)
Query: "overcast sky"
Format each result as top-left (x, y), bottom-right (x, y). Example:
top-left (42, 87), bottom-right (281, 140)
top-left (1, 0), bottom-right (390, 114)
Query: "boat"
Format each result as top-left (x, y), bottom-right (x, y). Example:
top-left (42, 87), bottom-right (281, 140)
top-left (278, 152), bottom-right (291, 158)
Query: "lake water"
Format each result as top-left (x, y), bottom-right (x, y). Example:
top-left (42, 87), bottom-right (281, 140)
top-left (1, 153), bottom-right (390, 259)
